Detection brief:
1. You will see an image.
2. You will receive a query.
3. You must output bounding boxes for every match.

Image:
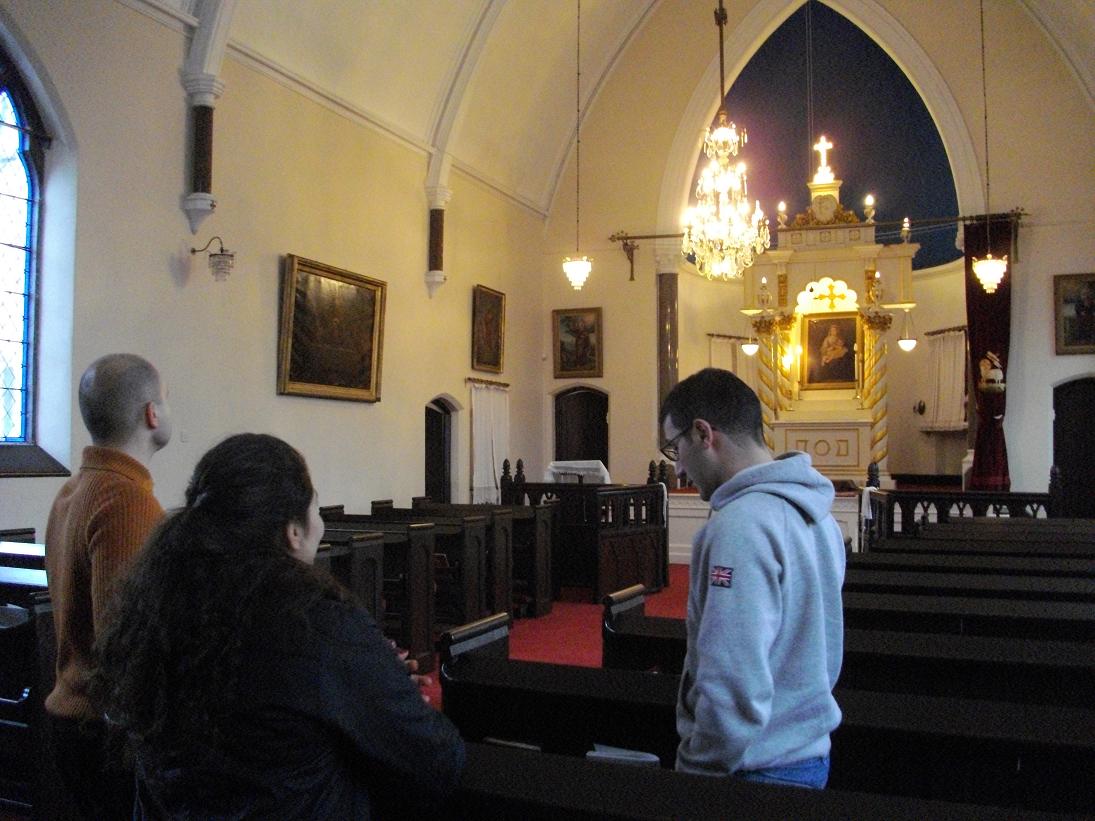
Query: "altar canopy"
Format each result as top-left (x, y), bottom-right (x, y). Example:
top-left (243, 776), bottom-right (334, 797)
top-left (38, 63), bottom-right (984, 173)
top-left (737, 138), bottom-right (919, 487)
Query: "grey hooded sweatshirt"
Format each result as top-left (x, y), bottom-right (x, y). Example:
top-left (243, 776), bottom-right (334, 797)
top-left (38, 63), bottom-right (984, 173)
top-left (676, 451), bottom-right (845, 775)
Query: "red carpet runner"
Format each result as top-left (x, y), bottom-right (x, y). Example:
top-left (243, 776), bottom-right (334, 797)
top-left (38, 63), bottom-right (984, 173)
top-left (422, 564), bottom-right (688, 706)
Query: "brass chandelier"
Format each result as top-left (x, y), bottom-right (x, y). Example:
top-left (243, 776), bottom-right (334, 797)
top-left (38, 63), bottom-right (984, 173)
top-left (681, 0), bottom-right (770, 280)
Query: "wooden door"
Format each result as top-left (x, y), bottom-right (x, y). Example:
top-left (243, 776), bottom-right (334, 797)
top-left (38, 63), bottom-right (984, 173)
top-left (1053, 377), bottom-right (1095, 516)
top-left (425, 399), bottom-right (452, 503)
top-left (554, 387), bottom-right (608, 468)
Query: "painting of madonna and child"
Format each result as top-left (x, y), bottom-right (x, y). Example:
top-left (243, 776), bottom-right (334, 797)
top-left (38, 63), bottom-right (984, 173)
top-left (802, 313), bottom-right (859, 389)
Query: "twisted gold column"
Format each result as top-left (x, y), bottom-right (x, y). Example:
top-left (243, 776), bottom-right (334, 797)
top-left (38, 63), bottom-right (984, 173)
top-left (861, 313), bottom-right (893, 469)
top-left (753, 316), bottom-right (779, 450)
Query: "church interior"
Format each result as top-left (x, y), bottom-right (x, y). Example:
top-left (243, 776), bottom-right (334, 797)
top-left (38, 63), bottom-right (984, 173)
top-left (1, 0), bottom-right (1094, 814)
top-left (1, 0), bottom-right (1092, 533)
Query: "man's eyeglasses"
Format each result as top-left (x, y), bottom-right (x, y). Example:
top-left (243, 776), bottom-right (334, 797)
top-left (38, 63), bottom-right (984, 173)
top-left (660, 426), bottom-right (690, 462)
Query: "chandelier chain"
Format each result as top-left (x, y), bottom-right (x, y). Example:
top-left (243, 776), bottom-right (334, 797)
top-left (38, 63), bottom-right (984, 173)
top-left (681, 0), bottom-right (771, 280)
top-left (980, 0), bottom-right (991, 249)
top-left (575, 0), bottom-right (582, 253)
top-left (805, 0), bottom-right (815, 182)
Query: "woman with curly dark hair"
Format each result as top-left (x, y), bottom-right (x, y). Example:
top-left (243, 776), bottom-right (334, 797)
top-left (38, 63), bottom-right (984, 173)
top-left (92, 433), bottom-right (464, 819)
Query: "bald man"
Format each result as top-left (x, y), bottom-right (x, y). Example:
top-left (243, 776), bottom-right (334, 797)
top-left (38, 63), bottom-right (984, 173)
top-left (45, 353), bottom-right (172, 819)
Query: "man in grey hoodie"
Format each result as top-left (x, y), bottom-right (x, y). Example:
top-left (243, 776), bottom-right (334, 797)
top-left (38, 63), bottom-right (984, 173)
top-left (659, 368), bottom-right (845, 788)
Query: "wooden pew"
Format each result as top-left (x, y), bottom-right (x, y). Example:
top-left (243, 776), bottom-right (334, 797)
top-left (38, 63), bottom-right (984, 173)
top-left (451, 742), bottom-right (1063, 821)
top-left (414, 497), bottom-right (554, 617)
top-left (867, 489), bottom-right (1055, 544)
top-left (0, 566), bottom-right (48, 609)
top-left (917, 518), bottom-right (1095, 542)
top-left (849, 551), bottom-right (1095, 578)
top-left (600, 587), bottom-right (1095, 706)
top-left (313, 531), bottom-right (384, 619)
top-left (370, 501), bottom-right (501, 621)
top-left (870, 538), bottom-right (1095, 559)
top-left (503, 474), bottom-right (667, 601)
top-left (843, 591), bottom-right (1095, 641)
top-left (409, 501), bottom-right (519, 617)
top-left (0, 528), bottom-right (36, 543)
top-left (319, 514), bottom-right (436, 674)
top-left (0, 542), bottom-right (46, 571)
top-left (439, 616), bottom-right (1095, 814)
top-left (843, 567), bottom-right (1095, 602)
top-left (0, 598), bottom-right (35, 809)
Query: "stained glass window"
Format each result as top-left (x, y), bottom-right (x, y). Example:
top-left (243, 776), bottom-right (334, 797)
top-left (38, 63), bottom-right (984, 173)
top-left (0, 87), bottom-right (34, 442)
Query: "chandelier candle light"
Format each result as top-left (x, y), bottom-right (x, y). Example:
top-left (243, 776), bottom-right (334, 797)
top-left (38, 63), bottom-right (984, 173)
top-left (562, 0), bottom-right (591, 290)
top-left (682, 0), bottom-right (770, 280)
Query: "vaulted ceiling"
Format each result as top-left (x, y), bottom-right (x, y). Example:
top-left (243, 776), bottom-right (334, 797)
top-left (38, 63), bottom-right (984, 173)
top-left (156, 0), bottom-right (1094, 218)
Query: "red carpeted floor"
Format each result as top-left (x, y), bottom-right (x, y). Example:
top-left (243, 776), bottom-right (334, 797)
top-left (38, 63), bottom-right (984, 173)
top-left (421, 563), bottom-right (688, 706)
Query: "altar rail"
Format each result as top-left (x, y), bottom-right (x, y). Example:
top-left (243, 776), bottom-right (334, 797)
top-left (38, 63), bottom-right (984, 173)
top-left (866, 489), bottom-right (1056, 549)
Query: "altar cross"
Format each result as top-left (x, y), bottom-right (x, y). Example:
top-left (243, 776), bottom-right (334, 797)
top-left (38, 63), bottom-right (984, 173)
top-left (813, 135), bottom-right (834, 183)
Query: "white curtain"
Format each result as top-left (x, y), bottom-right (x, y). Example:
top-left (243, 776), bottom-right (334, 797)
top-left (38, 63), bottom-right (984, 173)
top-left (470, 382), bottom-right (510, 502)
top-left (710, 336), bottom-right (760, 397)
top-left (926, 329), bottom-right (967, 430)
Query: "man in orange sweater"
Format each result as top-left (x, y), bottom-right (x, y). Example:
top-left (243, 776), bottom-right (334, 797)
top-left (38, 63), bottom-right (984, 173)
top-left (45, 353), bottom-right (172, 819)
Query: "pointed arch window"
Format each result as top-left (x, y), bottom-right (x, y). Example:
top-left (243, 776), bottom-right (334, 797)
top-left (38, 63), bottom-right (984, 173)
top-left (0, 44), bottom-right (62, 474)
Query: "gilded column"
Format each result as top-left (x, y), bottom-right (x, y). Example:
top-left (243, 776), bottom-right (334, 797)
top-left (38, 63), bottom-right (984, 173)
top-left (776, 314), bottom-right (797, 411)
top-left (753, 315), bottom-right (778, 450)
top-left (861, 312), bottom-right (893, 470)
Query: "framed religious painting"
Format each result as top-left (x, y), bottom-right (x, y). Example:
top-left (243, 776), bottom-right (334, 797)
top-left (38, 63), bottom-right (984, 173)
top-left (471, 285), bottom-right (506, 373)
top-left (277, 255), bottom-right (386, 402)
top-left (801, 312), bottom-right (859, 389)
top-left (1054, 273), bottom-right (1095, 355)
top-left (553, 307), bottom-right (603, 378)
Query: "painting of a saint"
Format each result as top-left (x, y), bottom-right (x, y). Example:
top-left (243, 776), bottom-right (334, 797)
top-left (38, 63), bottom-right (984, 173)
top-left (802, 313), bottom-right (857, 388)
top-left (1055, 274), bottom-right (1095, 355)
top-left (472, 285), bottom-right (505, 373)
top-left (553, 307), bottom-right (603, 378)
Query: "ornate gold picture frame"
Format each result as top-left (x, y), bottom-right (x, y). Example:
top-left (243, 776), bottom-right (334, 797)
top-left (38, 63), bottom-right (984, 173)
top-left (800, 312), bottom-right (859, 389)
top-left (1054, 273), bottom-right (1095, 355)
top-left (552, 307), bottom-right (603, 378)
top-left (471, 285), bottom-right (506, 373)
top-left (277, 255), bottom-right (386, 402)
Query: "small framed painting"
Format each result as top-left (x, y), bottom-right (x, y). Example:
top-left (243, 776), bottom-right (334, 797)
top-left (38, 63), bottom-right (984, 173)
top-left (472, 285), bottom-right (506, 373)
top-left (1054, 273), bottom-right (1095, 355)
top-left (553, 307), bottom-right (603, 378)
top-left (277, 255), bottom-right (386, 402)
top-left (801, 312), bottom-right (859, 389)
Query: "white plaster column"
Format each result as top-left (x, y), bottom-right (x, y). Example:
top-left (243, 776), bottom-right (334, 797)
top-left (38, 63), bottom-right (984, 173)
top-left (181, 0), bottom-right (236, 233)
top-left (425, 184), bottom-right (453, 297)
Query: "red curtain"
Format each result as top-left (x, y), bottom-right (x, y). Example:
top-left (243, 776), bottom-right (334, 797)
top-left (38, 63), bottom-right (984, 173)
top-left (963, 216), bottom-right (1014, 491)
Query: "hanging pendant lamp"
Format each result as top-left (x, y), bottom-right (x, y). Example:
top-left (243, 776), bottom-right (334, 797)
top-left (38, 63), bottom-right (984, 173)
top-left (562, 0), bottom-right (591, 290)
top-left (971, 0), bottom-right (1007, 294)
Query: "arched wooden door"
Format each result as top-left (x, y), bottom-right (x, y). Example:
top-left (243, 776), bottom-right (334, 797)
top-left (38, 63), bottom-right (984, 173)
top-left (554, 387), bottom-right (608, 468)
top-left (1053, 377), bottom-right (1095, 516)
top-left (425, 398), bottom-right (453, 503)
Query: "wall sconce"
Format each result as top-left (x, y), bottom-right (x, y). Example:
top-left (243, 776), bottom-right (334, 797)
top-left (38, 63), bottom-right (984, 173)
top-left (190, 236), bottom-right (235, 281)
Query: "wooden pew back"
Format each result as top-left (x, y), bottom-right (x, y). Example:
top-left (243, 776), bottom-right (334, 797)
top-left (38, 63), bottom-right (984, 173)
top-left (413, 497), bottom-right (553, 617)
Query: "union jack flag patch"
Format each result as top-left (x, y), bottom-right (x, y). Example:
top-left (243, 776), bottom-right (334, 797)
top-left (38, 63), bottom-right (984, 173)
top-left (710, 566), bottom-right (733, 588)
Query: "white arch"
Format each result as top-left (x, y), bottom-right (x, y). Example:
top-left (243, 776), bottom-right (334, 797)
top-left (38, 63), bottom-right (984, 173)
top-left (657, 0), bottom-right (983, 239)
top-left (0, 7), bottom-right (78, 470)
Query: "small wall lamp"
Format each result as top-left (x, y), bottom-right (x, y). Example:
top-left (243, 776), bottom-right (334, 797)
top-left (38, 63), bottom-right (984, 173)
top-left (190, 236), bottom-right (235, 281)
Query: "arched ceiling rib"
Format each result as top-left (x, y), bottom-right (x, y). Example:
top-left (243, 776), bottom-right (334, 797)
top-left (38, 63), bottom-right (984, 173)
top-left (136, 0), bottom-right (1091, 217)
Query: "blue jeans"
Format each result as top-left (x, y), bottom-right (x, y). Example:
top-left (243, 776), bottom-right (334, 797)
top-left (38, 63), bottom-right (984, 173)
top-left (736, 755), bottom-right (830, 789)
